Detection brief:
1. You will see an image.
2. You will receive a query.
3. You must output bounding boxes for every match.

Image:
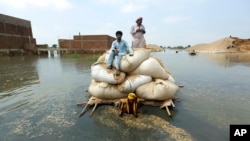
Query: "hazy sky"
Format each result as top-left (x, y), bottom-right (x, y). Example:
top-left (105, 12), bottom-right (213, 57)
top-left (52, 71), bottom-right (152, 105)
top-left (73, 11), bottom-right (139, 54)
top-left (1, 0), bottom-right (249, 47)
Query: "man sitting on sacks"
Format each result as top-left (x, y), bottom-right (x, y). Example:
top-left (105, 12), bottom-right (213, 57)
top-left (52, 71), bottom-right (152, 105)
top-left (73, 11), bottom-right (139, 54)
top-left (107, 31), bottom-right (134, 75)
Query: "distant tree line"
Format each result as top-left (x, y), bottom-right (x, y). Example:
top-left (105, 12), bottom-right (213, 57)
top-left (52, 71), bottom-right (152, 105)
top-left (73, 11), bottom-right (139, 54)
top-left (52, 44), bottom-right (58, 48)
top-left (160, 45), bottom-right (191, 50)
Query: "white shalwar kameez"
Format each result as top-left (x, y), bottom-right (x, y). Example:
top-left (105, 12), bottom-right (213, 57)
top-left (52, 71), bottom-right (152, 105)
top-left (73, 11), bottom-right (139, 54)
top-left (130, 24), bottom-right (146, 48)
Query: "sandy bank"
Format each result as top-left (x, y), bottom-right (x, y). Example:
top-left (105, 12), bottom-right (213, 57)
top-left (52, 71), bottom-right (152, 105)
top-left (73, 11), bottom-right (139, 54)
top-left (186, 37), bottom-right (250, 53)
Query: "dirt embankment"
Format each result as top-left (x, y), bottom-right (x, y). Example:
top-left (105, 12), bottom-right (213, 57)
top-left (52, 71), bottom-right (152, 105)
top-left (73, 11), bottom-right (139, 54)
top-left (232, 37), bottom-right (250, 52)
top-left (186, 37), bottom-right (250, 53)
top-left (146, 44), bottom-right (163, 52)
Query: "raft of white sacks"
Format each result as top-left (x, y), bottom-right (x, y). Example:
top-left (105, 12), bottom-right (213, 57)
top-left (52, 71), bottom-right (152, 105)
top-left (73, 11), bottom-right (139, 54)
top-left (88, 48), bottom-right (179, 101)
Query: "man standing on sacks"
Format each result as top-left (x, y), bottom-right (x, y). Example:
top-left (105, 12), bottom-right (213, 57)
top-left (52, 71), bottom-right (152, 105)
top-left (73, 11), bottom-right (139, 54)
top-left (107, 31), bottom-right (134, 75)
top-left (130, 17), bottom-right (146, 48)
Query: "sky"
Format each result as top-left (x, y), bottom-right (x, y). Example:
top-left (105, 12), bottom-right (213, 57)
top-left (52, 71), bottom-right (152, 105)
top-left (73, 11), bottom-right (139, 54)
top-left (0, 0), bottom-right (249, 47)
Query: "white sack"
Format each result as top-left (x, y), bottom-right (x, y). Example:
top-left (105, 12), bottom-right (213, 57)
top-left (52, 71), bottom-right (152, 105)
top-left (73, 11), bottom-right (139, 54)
top-left (105, 48), bottom-right (150, 72)
top-left (95, 52), bottom-right (106, 64)
top-left (91, 63), bottom-right (125, 84)
top-left (130, 57), bottom-right (171, 80)
top-left (168, 75), bottom-right (175, 83)
top-left (135, 79), bottom-right (179, 100)
top-left (88, 80), bottom-right (127, 99)
top-left (154, 57), bottom-right (175, 82)
top-left (118, 74), bottom-right (152, 93)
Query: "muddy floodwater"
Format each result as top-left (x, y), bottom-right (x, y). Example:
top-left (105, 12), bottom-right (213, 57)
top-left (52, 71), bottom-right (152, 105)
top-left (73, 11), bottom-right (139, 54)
top-left (0, 51), bottom-right (250, 141)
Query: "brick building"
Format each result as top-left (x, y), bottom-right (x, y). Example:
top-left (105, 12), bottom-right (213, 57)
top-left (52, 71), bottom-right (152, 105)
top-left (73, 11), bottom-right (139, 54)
top-left (58, 34), bottom-right (115, 54)
top-left (0, 14), bottom-right (116, 55)
top-left (0, 14), bottom-right (36, 50)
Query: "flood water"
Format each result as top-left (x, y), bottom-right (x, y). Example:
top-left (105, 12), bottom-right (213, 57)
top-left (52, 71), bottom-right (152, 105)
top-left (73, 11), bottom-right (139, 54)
top-left (0, 51), bottom-right (250, 141)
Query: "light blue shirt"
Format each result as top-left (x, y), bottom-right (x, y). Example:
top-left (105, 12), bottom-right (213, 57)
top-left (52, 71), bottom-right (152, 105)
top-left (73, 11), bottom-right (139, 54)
top-left (110, 39), bottom-right (134, 55)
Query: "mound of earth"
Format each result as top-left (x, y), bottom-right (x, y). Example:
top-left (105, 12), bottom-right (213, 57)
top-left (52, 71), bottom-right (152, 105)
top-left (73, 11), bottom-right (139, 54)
top-left (186, 37), bottom-right (250, 53)
top-left (232, 37), bottom-right (250, 52)
top-left (146, 44), bottom-right (163, 52)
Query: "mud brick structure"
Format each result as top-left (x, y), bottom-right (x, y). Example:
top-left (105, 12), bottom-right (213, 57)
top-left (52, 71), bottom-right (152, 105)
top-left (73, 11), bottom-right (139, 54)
top-left (58, 34), bottom-right (115, 54)
top-left (0, 14), bottom-right (116, 55)
top-left (0, 14), bottom-right (36, 50)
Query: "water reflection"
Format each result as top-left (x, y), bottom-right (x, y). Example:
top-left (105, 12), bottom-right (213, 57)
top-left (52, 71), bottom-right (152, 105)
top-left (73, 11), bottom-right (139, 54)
top-left (0, 52), bottom-right (250, 141)
top-left (152, 51), bottom-right (250, 141)
top-left (0, 56), bottom-right (39, 96)
top-left (203, 53), bottom-right (250, 67)
top-left (48, 50), bottom-right (60, 58)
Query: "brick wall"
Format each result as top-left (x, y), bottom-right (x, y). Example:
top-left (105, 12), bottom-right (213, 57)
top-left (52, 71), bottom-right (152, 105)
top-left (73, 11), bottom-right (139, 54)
top-left (0, 14), bottom-right (36, 49)
top-left (36, 44), bottom-right (48, 48)
top-left (59, 35), bottom-right (115, 54)
top-left (0, 35), bottom-right (7, 49)
top-left (58, 39), bottom-right (73, 48)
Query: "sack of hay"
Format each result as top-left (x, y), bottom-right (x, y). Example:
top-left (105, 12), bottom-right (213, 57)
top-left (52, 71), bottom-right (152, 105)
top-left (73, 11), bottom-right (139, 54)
top-left (91, 63), bottom-right (125, 84)
top-left (103, 48), bottom-right (150, 72)
top-left (88, 80), bottom-right (127, 99)
top-left (135, 79), bottom-right (179, 100)
top-left (130, 57), bottom-right (173, 80)
top-left (118, 74), bottom-right (152, 93)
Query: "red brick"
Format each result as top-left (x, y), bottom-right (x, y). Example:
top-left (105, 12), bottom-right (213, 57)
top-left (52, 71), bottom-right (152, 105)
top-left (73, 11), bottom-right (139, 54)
top-left (0, 35), bottom-right (8, 49)
top-left (58, 35), bottom-right (115, 54)
top-left (0, 14), bottom-right (36, 50)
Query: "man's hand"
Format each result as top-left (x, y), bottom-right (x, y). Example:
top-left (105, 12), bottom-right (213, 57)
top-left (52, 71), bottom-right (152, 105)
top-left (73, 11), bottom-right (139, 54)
top-left (136, 29), bottom-right (145, 33)
top-left (114, 49), bottom-right (119, 56)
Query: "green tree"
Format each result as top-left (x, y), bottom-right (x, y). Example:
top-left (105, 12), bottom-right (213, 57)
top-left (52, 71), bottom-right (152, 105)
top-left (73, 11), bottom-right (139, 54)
top-left (52, 44), bottom-right (57, 48)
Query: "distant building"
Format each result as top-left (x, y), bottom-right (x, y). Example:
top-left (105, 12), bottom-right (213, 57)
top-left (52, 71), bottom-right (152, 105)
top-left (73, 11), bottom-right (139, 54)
top-left (0, 14), bottom-right (116, 55)
top-left (58, 34), bottom-right (115, 54)
top-left (0, 13), bottom-right (36, 50)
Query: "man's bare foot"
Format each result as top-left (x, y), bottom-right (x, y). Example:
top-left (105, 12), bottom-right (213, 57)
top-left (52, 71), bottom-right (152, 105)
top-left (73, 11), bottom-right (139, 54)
top-left (116, 70), bottom-right (120, 76)
top-left (107, 65), bottom-right (112, 69)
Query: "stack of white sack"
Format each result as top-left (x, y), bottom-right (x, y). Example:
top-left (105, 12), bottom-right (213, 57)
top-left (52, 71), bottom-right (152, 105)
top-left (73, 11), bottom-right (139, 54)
top-left (88, 48), bottom-right (179, 100)
top-left (91, 63), bottom-right (126, 84)
top-left (88, 80), bottom-right (126, 99)
top-left (135, 79), bottom-right (179, 100)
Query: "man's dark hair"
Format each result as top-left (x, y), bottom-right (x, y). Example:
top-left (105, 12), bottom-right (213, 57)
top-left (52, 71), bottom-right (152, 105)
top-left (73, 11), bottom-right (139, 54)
top-left (116, 31), bottom-right (123, 36)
